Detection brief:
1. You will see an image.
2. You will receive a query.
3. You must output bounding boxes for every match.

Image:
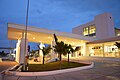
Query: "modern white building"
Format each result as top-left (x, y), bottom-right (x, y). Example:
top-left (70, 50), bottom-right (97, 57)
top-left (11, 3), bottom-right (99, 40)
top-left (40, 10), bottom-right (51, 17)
top-left (7, 12), bottom-right (120, 63)
top-left (72, 12), bottom-right (120, 57)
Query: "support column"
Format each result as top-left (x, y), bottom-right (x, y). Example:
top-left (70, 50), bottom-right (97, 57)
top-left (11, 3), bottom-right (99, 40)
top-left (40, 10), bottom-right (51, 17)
top-left (15, 38), bottom-right (28, 64)
top-left (81, 43), bottom-right (87, 56)
top-left (102, 44), bottom-right (105, 57)
top-left (38, 43), bottom-right (45, 63)
top-left (51, 40), bottom-right (57, 58)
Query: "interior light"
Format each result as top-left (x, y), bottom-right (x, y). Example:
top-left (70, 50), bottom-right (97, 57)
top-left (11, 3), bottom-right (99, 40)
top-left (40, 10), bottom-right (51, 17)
top-left (48, 37), bottom-right (51, 38)
top-left (33, 37), bottom-right (35, 39)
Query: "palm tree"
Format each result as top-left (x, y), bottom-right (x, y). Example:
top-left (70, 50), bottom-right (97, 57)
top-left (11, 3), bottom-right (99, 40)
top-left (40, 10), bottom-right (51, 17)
top-left (54, 41), bottom-right (67, 61)
top-left (53, 34), bottom-right (68, 68)
top-left (65, 44), bottom-right (80, 64)
top-left (53, 34), bottom-right (81, 64)
top-left (115, 42), bottom-right (120, 57)
top-left (38, 45), bottom-right (51, 64)
top-left (42, 46), bottom-right (51, 64)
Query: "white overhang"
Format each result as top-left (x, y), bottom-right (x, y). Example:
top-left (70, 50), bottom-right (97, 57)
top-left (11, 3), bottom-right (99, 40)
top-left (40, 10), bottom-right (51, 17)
top-left (8, 23), bottom-right (95, 46)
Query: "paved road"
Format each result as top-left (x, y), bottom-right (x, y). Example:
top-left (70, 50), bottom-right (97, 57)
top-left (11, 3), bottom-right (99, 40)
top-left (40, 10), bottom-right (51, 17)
top-left (0, 57), bottom-right (120, 80)
top-left (0, 61), bottom-right (17, 80)
top-left (0, 61), bottom-right (17, 72)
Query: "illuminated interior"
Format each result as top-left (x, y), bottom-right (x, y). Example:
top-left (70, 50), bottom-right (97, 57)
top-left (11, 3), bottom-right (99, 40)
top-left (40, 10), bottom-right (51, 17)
top-left (8, 23), bottom-right (91, 46)
top-left (83, 24), bottom-right (96, 37)
top-left (87, 42), bottom-right (120, 57)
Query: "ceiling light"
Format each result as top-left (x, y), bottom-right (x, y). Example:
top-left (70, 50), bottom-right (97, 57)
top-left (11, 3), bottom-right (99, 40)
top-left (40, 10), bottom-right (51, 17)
top-left (48, 37), bottom-right (51, 38)
top-left (33, 37), bottom-right (35, 39)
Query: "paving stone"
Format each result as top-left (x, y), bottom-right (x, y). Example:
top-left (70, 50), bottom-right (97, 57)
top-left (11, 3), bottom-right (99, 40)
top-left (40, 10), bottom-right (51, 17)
top-left (65, 71), bottom-right (104, 80)
top-left (91, 76), bottom-right (114, 80)
top-left (107, 72), bottom-right (120, 79)
top-left (36, 75), bottom-right (55, 80)
top-left (0, 74), bottom-right (3, 80)
top-left (3, 75), bottom-right (19, 80)
top-left (54, 74), bottom-right (79, 80)
top-left (18, 76), bottom-right (36, 80)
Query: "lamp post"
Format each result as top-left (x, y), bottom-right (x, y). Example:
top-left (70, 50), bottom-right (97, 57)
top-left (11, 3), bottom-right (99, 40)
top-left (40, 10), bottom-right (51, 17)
top-left (23, 0), bottom-right (30, 71)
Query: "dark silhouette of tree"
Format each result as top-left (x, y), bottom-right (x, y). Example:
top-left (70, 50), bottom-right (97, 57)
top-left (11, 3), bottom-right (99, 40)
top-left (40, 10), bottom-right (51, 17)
top-left (38, 45), bottom-right (51, 64)
top-left (115, 42), bottom-right (120, 57)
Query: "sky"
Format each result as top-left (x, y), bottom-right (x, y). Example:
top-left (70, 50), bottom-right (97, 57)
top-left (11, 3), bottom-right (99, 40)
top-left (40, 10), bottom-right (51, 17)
top-left (0, 0), bottom-right (120, 51)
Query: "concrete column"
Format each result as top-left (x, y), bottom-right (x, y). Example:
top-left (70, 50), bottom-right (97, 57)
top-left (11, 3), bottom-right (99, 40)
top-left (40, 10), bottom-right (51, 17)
top-left (16, 39), bottom-right (21, 63)
top-left (38, 43), bottom-right (45, 63)
top-left (51, 40), bottom-right (57, 58)
top-left (81, 43), bottom-right (87, 56)
top-left (102, 44), bottom-right (105, 57)
top-left (15, 38), bottom-right (28, 64)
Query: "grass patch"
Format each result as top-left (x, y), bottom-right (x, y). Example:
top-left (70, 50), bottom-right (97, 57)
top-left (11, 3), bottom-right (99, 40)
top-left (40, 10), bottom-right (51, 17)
top-left (27, 60), bottom-right (90, 72)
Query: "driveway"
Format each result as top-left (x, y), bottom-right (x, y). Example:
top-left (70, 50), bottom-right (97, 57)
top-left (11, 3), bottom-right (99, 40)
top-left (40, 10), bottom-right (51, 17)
top-left (1, 57), bottom-right (120, 80)
top-left (0, 61), bottom-right (17, 72)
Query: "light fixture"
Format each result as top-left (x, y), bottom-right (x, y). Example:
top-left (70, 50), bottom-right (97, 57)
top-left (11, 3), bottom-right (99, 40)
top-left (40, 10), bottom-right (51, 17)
top-left (48, 37), bottom-right (51, 38)
top-left (33, 37), bottom-right (35, 39)
top-left (65, 40), bottom-right (66, 41)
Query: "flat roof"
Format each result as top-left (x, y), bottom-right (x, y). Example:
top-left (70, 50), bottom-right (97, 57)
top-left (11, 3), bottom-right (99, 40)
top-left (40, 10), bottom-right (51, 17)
top-left (87, 36), bottom-right (120, 44)
top-left (8, 23), bottom-right (95, 46)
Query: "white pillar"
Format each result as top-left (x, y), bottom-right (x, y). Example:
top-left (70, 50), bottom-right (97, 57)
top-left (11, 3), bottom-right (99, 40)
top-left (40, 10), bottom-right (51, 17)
top-left (81, 43), bottom-right (86, 56)
top-left (38, 43), bottom-right (45, 63)
top-left (15, 38), bottom-right (28, 64)
top-left (51, 40), bottom-right (57, 58)
top-left (16, 39), bottom-right (21, 63)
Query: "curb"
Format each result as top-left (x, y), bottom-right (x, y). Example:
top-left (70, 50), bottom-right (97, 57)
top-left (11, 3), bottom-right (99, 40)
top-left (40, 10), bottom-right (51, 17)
top-left (2, 62), bottom-right (94, 76)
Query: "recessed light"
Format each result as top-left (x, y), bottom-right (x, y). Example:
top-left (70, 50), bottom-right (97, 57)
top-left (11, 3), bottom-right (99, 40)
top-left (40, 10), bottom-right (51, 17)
top-left (48, 37), bottom-right (51, 38)
top-left (65, 40), bottom-right (66, 41)
top-left (33, 37), bottom-right (35, 39)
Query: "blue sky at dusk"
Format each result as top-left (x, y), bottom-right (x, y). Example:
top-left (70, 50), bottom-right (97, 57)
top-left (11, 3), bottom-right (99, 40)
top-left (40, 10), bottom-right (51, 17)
top-left (0, 0), bottom-right (120, 50)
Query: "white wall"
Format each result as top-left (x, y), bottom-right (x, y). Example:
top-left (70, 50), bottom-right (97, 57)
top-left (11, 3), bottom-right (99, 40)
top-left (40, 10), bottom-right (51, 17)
top-left (16, 38), bottom-right (28, 63)
top-left (94, 12), bottom-right (115, 39)
top-left (72, 12), bottom-right (115, 40)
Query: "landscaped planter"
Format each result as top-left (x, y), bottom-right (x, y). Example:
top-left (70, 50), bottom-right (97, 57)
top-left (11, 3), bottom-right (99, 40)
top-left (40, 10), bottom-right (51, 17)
top-left (1, 62), bottom-right (94, 76)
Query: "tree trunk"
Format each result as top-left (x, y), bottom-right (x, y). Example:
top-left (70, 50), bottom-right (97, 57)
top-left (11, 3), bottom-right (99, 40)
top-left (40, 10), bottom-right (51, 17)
top-left (59, 53), bottom-right (62, 69)
top-left (43, 56), bottom-right (45, 64)
top-left (68, 53), bottom-right (70, 64)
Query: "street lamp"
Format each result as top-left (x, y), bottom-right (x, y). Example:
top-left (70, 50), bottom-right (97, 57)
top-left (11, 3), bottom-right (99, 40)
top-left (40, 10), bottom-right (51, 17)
top-left (23, 0), bottom-right (30, 71)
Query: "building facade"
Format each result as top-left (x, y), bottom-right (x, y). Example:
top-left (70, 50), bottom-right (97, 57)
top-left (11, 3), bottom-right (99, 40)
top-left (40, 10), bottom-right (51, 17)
top-left (72, 12), bottom-right (120, 58)
top-left (72, 13), bottom-right (117, 39)
top-left (7, 12), bottom-right (120, 63)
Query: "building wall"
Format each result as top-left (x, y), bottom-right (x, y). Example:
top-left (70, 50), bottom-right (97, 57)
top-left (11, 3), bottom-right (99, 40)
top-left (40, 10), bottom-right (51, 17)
top-left (72, 12), bottom-right (115, 39)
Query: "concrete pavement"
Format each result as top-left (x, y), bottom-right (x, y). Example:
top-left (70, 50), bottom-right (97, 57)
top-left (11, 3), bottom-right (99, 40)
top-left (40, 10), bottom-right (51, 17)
top-left (0, 61), bottom-right (17, 72)
top-left (0, 57), bottom-right (120, 80)
top-left (0, 61), bottom-right (17, 80)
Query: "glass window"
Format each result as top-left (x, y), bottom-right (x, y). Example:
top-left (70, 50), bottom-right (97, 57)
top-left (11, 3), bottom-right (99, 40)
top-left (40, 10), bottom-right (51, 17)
top-left (83, 24), bottom-right (96, 37)
top-left (89, 25), bottom-right (96, 34)
top-left (83, 27), bottom-right (89, 36)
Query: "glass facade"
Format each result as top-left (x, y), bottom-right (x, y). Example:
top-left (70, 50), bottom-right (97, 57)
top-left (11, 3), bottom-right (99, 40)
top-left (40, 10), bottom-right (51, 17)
top-left (83, 24), bottom-right (96, 37)
top-left (87, 43), bottom-right (120, 57)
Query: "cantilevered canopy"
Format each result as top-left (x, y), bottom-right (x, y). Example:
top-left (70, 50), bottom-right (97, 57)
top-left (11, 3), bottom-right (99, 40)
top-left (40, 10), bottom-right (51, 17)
top-left (8, 23), bottom-right (95, 46)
